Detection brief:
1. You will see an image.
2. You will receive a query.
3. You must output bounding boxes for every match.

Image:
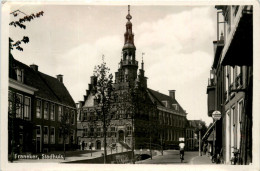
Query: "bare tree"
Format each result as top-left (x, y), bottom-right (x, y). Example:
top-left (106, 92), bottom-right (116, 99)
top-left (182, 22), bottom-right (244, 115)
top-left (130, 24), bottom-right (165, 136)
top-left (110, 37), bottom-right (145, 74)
top-left (59, 109), bottom-right (74, 160)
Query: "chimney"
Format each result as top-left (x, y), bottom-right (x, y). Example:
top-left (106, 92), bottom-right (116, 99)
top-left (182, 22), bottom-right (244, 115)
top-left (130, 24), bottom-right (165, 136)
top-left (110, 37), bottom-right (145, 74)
top-left (91, 76), bottom-right (97, 86)
top-left (30, 64), bottom-right (38, 71)
top-left (169, 90), bottom-right (176, 99)
top-left (57, 74), bottom-right (63, 83)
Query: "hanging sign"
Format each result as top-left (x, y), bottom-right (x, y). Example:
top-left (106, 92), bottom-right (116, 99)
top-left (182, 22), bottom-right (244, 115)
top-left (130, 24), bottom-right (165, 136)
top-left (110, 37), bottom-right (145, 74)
top-left (212, 111), bottom-right (221, 120)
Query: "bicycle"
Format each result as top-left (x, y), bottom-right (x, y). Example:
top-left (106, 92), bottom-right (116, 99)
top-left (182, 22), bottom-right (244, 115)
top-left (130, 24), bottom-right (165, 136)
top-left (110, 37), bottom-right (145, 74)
top-left (180, 150), bottom-right (184, 163)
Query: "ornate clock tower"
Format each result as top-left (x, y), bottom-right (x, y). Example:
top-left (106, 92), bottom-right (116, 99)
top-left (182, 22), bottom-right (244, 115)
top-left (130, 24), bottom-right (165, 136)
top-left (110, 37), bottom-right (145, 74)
top-left (115, 5), bottom-right (139, 85)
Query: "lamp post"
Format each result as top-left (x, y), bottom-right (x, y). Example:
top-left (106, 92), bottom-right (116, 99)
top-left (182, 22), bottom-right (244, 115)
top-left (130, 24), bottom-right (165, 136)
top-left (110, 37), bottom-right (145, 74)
top-left (212, 111), bottom-right (221, 159)
top-left (198, 123), bottom-right (202, 156)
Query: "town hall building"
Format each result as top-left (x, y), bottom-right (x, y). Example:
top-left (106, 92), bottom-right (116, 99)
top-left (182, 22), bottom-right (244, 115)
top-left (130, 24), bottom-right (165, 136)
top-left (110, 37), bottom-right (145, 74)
top-left (76, 6), bottom-right (187, 152)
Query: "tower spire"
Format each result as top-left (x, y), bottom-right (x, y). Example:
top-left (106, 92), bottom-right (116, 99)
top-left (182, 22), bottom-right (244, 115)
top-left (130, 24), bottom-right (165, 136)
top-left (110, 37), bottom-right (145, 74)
top-left (141, 52), bottom-right (145, 70)
top-left (123, 5), bottom-right (135, 49)
top-left (126, 5), bottom-right (132, 21)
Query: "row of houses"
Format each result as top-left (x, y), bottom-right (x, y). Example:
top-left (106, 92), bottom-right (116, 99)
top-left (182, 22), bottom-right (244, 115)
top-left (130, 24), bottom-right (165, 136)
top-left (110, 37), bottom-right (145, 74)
top-left (204, 5), bottom-right (253, 165)
top-left (8, 52), bottom-right (77, 155)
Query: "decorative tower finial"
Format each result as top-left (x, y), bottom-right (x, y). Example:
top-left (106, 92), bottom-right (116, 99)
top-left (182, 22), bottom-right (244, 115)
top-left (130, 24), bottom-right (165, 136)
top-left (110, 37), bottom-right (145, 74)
top-left (141, 52), bottom-right (145, 70)
top-left (126, 5), bottom-right (132, 21)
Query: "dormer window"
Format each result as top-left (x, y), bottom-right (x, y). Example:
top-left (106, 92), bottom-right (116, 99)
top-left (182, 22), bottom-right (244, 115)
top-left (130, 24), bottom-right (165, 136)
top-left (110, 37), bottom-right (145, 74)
top-left (162, 100), bottom-right (168, 108)
top-left (16, 68), bottom-right (24, 83)
top-left (172, 104), bottom-right (179, 111)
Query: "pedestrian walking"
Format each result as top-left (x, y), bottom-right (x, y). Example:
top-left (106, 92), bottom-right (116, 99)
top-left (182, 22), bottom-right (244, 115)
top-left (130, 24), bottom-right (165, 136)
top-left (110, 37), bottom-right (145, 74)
top-left (82, 141), bottom-right (85, 150)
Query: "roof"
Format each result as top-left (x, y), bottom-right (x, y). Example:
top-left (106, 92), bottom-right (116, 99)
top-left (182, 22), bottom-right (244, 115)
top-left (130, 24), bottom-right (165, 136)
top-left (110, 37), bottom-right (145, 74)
top-left (147, 88), bottom-right (186, 114)
top-left (9, 54), bottom-right (76, 108)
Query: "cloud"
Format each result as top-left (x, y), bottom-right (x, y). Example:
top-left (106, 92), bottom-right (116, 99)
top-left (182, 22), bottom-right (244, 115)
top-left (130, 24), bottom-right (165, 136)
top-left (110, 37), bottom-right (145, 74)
top-left (62, 6), bottom-right (215, 125)
top-left (9, 5), bottom-right (215, 125)
top-left (133, 7), bottom-right (215, 124)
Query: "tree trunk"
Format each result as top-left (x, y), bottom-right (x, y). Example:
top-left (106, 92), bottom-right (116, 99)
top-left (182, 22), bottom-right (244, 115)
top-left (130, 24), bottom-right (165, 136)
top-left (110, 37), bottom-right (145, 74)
top-left (132, 115), bottom-right (135, 164)
top-left (103, 108), bottom-right (107, 164)
top-left (63, 138), bottom-right (66, 160)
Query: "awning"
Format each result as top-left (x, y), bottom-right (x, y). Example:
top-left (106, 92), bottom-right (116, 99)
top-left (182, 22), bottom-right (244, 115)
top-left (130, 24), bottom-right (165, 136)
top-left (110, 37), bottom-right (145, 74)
top-left (202, 120), bottom-right (217, 141)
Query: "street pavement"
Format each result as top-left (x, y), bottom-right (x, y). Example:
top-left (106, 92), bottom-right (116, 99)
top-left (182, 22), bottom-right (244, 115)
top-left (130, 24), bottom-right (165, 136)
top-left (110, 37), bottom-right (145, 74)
top-left (136, 150), bottom-right (215, 165)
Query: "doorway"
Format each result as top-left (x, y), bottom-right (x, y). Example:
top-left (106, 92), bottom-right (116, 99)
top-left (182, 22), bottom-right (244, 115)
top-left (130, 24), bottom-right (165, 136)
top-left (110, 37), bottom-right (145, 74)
top-left (96, 140), bottom-right (101, 150)
top-left (118, 130), bottom-right (124, 142)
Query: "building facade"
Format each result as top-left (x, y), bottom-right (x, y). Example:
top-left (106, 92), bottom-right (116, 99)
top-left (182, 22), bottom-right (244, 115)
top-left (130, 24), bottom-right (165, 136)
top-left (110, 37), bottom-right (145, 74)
top-left (147, 89), bottom-right (187, 150)
top-left (206, 5), bottom-right (253, 164)
top-left (8, 54), bottom-right (77, 156)
top-left (76, 6), bottom-right (187, 152)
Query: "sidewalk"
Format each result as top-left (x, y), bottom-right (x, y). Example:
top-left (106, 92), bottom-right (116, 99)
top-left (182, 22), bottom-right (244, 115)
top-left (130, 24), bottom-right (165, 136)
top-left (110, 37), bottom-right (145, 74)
top-left (189, 154), bottom-right (214, 165)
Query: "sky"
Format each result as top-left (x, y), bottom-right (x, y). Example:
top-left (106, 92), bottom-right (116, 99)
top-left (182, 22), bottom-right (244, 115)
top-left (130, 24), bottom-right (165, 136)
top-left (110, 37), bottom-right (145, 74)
top-left (8, 4), bottom-right (218, 126)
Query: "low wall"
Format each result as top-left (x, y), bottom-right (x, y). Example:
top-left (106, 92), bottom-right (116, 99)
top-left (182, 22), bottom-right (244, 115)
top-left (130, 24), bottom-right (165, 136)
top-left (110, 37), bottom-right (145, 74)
top-left (66, 151), bottom-right (133, 164)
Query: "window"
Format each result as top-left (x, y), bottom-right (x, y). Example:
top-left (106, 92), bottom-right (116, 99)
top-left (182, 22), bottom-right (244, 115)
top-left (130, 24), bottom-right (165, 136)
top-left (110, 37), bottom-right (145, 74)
top-left (24, 97), bottom-right (31, 120)
top-left (36, 100), bottom-right (42, 118)
top-left (90, 128), bottom-right (94, 137)
top-left (44, 126), bottom-right (49, 144)
top-left (83, 128), bottom-right (87, 137)
top-left (44, 102), bottom-right (49, 120)
top-left (82, 111), bottom-right (87, 121)
top-left (97, 127), bottom-right (101, 137)
top-left (111, 127), bottom-right (116, 137)
top-left (127, 126), bottom-right (132, 136)
top-left (16, 68), bottom-right (24, 83)
top-left (230, 66), bottom-right (234, 85)
top-left (71, 110), bottom-right (75, 125)
top-left (225, 66), bottom-right (229, 92)
top-left (36, 125), bottom-right (41, 135)
top-left (70, 130), bottom-right (75, 144)
top-left (50, 127), bottom-right (55, 144)
top-left (8, 91), bottom-right (13, 114)
top-left (58, 106), bottom-right (62, 121)
top-left (16, 94), bottom-right (23, 118)
top-left (19, 134), bottom-right (23, 145)
top-left (58, 127), bottom-right (63, 144)
top-left (65, 108), bottom-right (69, 123)
top-left (50, 104), bottom-right (55, 120)
top-left (236, 66), bottom-right (241, 76)
top-left (162, 101), bottom-right (168, 108)
top-left (172, 104), bottom-right (178, 111)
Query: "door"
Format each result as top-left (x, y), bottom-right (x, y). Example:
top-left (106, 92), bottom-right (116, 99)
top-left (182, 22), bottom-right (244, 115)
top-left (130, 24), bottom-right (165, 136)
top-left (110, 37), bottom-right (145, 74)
top-left (118, 130), bottom-right (124, 142)
top-left (96, 140), bottom-right (101, 150)
top-left (36, 126), bottom-right (41, 153)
